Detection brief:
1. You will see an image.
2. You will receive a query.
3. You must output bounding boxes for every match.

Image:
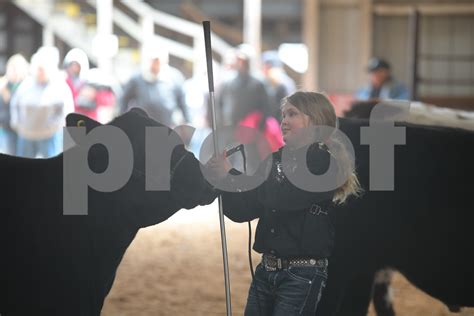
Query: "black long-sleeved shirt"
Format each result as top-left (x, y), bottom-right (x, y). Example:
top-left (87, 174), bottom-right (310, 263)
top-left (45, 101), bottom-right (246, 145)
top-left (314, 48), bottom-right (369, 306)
top-left (222, 142), bottom-right (339, 258)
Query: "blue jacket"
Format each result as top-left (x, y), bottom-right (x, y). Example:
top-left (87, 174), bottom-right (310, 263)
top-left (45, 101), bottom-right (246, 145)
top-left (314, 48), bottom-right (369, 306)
top-left (356, 79), bottom-right (409, 100)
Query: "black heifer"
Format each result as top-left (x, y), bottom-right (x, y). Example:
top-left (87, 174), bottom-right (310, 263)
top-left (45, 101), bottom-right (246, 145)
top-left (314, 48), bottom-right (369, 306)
top-left (0, 109), bottom-right (216, 315)
top-left (318, 118), bottom-right (474, 315)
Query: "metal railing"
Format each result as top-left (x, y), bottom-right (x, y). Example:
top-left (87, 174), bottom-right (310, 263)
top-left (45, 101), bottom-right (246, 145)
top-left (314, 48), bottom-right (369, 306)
top-left (13, 0), bottom-right (233, 78)
top-left (117, 0), bottom-right (232, 76)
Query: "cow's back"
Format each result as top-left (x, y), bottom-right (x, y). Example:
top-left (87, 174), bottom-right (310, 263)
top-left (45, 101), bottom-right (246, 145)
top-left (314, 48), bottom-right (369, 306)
top-left (326, 119), bottom-right (474, 311)
top-left (395, 123), bottom-right (474, 306)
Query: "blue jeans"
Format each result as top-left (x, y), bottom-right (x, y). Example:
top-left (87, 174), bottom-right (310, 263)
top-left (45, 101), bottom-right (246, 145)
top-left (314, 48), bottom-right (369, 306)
top-left (244, 262), bottom-right (328, 316)
top-left (0, 127), bottom-right (16, 155)
top-left (16, 134), bottom-right (58, 158)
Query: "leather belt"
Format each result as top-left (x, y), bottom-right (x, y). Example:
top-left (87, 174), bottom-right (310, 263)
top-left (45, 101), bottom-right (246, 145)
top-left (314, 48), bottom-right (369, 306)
top-left (262, 254), bottom-right (328, 272)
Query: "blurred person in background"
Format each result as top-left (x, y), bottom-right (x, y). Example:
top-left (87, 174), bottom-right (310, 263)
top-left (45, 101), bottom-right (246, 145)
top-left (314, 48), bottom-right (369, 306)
top-left (0, 54), bottom-right (29, 155)
top-left (355, 57), bottom-right (409, 101)
top-left (181, 61), bottom-right (219, 156)
top-left (63, 48), bottom-right (117, 123)
top-left (10, 46), bottom-right (74, 158)
top-left (261, 50), bottom-right (296, 121)
top-left (209, 47), bottom-right (236, 128)
top-left (77, 67), bottom-right (119, 124)
top-left (217, 45), bottom-right (282, 157)
top-left (119, 40), bottom-right (188, 127)
top-left (219, 47), bottom-right (238, 83)
top-left (216, 44), bottom-right (271, 129)
top-left (63, 48), bottom-right (89, 110)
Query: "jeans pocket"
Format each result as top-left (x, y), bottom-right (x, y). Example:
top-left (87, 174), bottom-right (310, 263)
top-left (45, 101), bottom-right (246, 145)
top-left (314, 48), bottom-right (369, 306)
top-left (286, 267), bottom-right (315, 284)
top-left (314, 266), bottom-right (328, 278)
top-left (253, 263), bottom-right (270, 285)
top-left (312, 277), bottom-right (327, 315)
top-left (299, 273), bottom-right (327, 316)
top-left (254, 263), bottom-right (265, 277)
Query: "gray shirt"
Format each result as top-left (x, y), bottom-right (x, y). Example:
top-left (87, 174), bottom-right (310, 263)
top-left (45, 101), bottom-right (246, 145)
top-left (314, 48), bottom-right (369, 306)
top-left (10, 75), bottom-right (74, 140)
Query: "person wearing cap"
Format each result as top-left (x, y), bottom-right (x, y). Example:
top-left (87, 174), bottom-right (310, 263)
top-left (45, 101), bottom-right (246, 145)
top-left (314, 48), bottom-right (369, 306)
top-left (63, 48), bottom-right (93, 116)
top-left (216, 44), bottom-right (271, 129)
top-left (261, 50), bottom-right (296, 121)
top-left (9, 46), bottom-right (74, 158)
top-left (63, 48), bottom-right (89, 104)
top-left (64, 49), bottom-right (117, 123)
top-left (119, 41), bottom-right (189, 127)
top-left (355, 57), bottom-right (409, 101)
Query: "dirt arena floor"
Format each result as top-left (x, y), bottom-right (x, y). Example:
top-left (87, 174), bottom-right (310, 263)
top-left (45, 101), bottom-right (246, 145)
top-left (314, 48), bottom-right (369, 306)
top-left (101, 204), bottom-right (473, 316)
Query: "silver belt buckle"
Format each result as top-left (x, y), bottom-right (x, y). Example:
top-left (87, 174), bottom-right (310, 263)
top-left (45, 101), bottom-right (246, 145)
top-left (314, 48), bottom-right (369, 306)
top-left (316, 258), bottom-right (328, 267)
top-left (264, 255), bottom-right (277, 271)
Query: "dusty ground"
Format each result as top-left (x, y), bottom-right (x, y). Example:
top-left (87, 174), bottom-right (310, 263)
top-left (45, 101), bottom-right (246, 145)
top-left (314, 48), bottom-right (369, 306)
top-left (101, 204), bottom-right (472, 316)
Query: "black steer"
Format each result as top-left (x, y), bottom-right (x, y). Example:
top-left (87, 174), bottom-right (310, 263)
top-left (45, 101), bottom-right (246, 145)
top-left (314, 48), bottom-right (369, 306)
top-left (317, 118), bottom-right (474, 315)
top-left (0, 109), bottom-right (216, 315)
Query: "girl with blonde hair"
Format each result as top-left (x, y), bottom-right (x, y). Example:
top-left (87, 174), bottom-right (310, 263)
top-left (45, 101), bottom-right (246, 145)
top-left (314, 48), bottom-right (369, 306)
top-left (208, 91), bottom-right (362, 315)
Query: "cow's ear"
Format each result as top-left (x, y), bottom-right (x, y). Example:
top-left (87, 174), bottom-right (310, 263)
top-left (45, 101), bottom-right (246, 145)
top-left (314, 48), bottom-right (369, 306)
top-left (129, 107), bottom-right (149, 118)
top-left (66, 113), bottom-right (101, 131)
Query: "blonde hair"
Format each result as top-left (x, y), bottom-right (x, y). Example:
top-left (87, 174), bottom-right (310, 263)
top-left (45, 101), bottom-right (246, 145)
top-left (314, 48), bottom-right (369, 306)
top-left (281, 91), bottom-right (363, 204)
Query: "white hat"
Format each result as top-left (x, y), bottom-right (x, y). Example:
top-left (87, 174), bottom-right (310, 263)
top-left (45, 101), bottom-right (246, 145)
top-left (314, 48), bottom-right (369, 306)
top-left (64, 48), bottom-right (90, 73)
top-left (30, 46), bottom-right (60, 79)
top-left (141, 37), bottom-right (169, 64)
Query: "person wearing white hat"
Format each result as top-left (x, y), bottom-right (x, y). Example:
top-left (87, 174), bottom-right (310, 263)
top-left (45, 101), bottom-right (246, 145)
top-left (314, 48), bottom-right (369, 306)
top-left (0, 54), bottom-right (29, 155)
top-left (63, 48), bottom-right (89, 110)
top-left (10, 46), bottom-right (74, 158)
